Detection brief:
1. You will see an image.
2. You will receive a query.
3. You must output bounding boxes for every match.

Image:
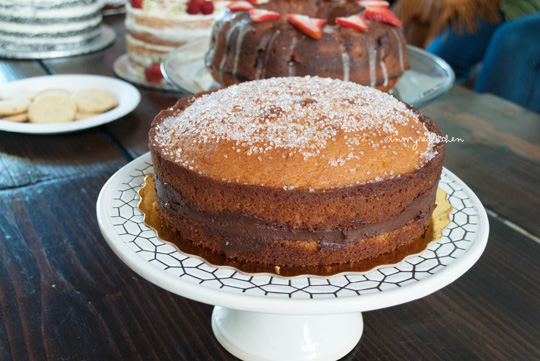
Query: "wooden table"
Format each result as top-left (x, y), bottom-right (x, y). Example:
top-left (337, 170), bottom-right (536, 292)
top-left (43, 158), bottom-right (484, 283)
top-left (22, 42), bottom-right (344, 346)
top-left (1, 14), bottom-right (539, 361)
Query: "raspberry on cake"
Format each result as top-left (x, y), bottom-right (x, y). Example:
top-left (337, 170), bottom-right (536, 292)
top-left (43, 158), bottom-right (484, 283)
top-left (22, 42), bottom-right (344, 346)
top-left (124, 0), bottom-right (229, 83)
top-left (148, 76), bottom-right (445, 271)
top-left (205, 0), bottom-right (409, 91)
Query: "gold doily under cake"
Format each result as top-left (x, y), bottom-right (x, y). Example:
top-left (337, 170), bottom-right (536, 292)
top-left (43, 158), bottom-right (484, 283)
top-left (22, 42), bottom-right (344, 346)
top-left (138, 175), bottom-right (452, 277)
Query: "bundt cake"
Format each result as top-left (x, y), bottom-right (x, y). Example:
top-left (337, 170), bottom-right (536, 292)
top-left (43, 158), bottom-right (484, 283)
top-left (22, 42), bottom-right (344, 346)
top-left (148, 76), bottom-right (444, 274)
top-left (205, 0), bottom-right (409, 91)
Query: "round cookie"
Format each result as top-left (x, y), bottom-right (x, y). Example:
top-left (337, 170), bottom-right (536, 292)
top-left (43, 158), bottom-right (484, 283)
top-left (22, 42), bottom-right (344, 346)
top-left (1, 113), bottom-right (29, 122)
top-left (28, 95), bottom-right (77, 124)
top-left (2, 90), bottom-right (37, 100)
top-left (71, 88), bottom-right (119, 113)
top-left (34, 88), bottom-right (71, 100)
top-left (0, 98), bottom-right (31, 116)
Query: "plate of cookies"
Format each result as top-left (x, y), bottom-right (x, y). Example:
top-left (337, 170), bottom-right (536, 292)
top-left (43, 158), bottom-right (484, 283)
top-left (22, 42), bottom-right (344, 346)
top-left (0, 74), bottom-right (140, 134)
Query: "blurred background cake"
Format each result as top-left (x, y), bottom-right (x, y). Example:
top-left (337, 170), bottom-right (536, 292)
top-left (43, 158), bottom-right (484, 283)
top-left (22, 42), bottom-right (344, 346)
top-left (125, 0), bottom-right (229, 83)
top-left (205, 0), bottom-right (409, 91)
top-left (0, 0), bottom-right (103, 52)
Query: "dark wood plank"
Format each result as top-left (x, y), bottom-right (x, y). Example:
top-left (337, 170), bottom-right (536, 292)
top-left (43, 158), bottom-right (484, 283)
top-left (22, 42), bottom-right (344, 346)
top-left (0, 129), bottom-right (127, 190)
top-left (0, 174), bottom-right (236, 361)
top-left (104, 90), bottom-right (183, 158)
top-left (421, 86), bottom-right (540, 236)
top-left (0, 60), bottom-right (47, 82)
top-left (349, 215), bottom-right (540, 361)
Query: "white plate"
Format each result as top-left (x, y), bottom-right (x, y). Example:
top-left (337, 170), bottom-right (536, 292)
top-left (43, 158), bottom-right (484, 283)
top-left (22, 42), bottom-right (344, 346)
top-left (97, 153), bottom-right (489, 315)
top-left (0, 74), bottom-right (140, 134)
top-left (162, 41), bottom-right (455, 108)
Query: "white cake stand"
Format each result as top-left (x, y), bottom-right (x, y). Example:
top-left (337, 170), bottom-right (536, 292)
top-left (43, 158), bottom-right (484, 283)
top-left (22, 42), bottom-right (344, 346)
top-left (97, 153), bottom-right (489, 361)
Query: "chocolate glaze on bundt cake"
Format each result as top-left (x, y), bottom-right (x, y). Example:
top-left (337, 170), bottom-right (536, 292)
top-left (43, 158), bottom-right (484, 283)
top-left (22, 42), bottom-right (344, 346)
top-left (148, 76), bottom-right (444, 271)
top-left (205, 0), bottom-right (409, 91)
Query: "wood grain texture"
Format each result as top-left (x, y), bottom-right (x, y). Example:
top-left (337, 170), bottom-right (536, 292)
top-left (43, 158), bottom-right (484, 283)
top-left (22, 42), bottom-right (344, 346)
top-left (421, 86), bottom-right (540, 236)
top-left (347, 215), bottom-right (540, 361)
top-left (104, 90), bottom-right (182, 158)
top-left (0, 129), bottom-right (127, 190)
top-left (0, 60), bottom-right (47, 83)
top-left (0, 174), bottom-right (236, 361)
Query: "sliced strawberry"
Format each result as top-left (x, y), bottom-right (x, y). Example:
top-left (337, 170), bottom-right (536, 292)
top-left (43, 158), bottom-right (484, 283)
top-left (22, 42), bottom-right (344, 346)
top-left (226, 1), bottom-right (254, 11)
top-left (145, 63), bottom-right (164, 83)
top-left (336, 14), bottom-right (368, 31)
top-left (364, 5), bottom-right (402, 26)
top-left (201, 1), bottom-right (214, 14)
top-left (357, 0), bottom-right (389, 8)
top-left (287, 14), bottom-right (327, 40)
top-left (249, 9), bottom-right (280, 22)
top-left (130, 0), bottom-right (143, 9)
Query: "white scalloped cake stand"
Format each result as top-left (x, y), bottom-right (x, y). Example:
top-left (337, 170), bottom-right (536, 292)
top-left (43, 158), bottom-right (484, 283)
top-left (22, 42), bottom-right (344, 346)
top-left (97, 153), bottom-right (489, 361)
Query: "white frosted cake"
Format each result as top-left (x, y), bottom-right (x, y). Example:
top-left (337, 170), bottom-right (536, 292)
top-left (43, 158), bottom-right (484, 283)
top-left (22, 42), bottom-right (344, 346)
top-left (125, 0), bottom-right (228, 82)
top-left (0, 0), bottom-right (102, 52)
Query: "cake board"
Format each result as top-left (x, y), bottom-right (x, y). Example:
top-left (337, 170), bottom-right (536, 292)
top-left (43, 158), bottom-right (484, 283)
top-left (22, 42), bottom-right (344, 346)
top-left (97, 153), bottom-right (489, 361)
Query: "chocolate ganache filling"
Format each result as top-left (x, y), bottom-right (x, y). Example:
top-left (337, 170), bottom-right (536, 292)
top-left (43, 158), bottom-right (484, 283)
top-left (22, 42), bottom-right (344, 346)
top-left (155, 178), bottom-right (437, 254)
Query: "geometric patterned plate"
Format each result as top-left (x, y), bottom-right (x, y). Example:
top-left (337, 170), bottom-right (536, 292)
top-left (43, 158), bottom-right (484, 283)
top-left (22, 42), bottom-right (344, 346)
top-left (97, 152), bottom-right (489, 315)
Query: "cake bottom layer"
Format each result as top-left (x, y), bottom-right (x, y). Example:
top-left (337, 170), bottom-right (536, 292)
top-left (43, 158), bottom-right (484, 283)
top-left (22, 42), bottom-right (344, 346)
top-left (160, 212), bottom-right (431, 269)
top-left (153, 177), bottom-right (436, 272)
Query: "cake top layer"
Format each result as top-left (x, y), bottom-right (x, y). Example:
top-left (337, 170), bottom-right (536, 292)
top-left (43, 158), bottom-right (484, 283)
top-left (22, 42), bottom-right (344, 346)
top-left (151, 76), bottom-right (441, 190)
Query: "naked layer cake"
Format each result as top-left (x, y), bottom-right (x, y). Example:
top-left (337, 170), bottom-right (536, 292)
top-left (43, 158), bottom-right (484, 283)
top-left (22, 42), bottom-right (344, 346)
top-left (125, 0), bottom-right (228, 83)
top-left (148, 76), bottom-right (445, 270)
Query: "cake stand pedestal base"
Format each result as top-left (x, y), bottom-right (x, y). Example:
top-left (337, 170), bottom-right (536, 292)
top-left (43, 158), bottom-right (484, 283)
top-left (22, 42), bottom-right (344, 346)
top-left (211, 306), bottom-right (364, 361)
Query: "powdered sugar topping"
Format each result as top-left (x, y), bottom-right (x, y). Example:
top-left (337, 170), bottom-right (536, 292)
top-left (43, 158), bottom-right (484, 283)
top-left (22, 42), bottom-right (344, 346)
top-left (153, 76), bottom-right (440, 187)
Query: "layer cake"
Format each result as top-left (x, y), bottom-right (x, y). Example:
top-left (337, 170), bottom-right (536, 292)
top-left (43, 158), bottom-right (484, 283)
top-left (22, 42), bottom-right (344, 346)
top-left (148, 76), bottom-right (445, 270)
